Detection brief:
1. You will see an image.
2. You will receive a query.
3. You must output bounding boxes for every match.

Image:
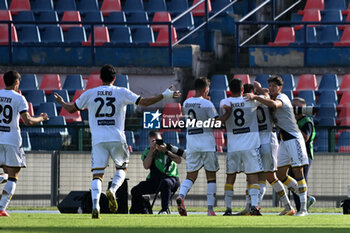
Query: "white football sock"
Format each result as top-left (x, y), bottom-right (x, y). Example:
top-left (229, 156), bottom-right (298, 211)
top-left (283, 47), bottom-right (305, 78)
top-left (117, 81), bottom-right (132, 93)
top-left (179, 179), bottom-right (194, 199)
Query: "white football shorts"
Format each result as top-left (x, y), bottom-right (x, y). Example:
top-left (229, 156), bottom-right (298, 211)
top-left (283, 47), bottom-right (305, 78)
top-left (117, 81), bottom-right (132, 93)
top-left (260, 143), bottom-right (278, 172)
top-left (0, 144), bottom-right (26, 168)
top-left (277, 137), bottom-right (309, 168)
top-left (185, 151), bottom-right (219, 172)
top-left (226, 148), bottom-right (263, 174)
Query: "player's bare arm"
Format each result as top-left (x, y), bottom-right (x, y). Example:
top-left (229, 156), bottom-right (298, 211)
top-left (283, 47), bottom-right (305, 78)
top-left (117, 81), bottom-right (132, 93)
top-left (216, 103), bottom-right (233, 123)
top-left (245, 93), bottom-right (282, 110)
top-left (54, 92), bottom-right (78, 113)
top-left (20, 112), bottom-right (49, 126)
top-left (253, 81), bottom-right (269, 97)
top-left (138, 85), bottom-right (181, 106)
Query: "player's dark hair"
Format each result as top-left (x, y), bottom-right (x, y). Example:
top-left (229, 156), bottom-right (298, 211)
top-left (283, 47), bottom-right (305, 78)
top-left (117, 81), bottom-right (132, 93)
top-left (229, 78), bottom-right (243, 94)
top-left (243, 83), bottom-right (254, 94)
top-left (3, 71), bottom-right (21, 87)
top-left (268, 75), bottom-right (283, 86)
top-left (149, 130), bottom-right (161, 138)
top-left (100, 64), bottom-right (116, 83)
top-left (194, 77), bottom-right (210, 91)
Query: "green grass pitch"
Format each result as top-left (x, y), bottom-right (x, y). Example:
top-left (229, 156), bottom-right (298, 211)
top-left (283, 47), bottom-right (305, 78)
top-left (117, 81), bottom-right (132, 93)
top-left (1, 213), bottom-right (350, 233)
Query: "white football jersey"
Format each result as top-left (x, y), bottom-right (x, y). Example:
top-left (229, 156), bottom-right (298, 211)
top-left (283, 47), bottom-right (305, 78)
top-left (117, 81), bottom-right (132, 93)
top-left (220, 97), bottom-right (260, 152)
top-left (0, 90), bottom-right (28, 147)
top-left (257, 96), bottom-right (274, 144)
top-left (183, 97), bottom-right (218, 152)
top-left (75, 85), bottom-right (140, 146)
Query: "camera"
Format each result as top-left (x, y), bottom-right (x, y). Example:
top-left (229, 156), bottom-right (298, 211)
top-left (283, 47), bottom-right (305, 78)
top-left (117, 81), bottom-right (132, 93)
top-left (166, 143), bottom-right (185, 157)
top-left (293, 106), bottom-right (316, 116)
top-left (155, 139), bottom-right (164, 146)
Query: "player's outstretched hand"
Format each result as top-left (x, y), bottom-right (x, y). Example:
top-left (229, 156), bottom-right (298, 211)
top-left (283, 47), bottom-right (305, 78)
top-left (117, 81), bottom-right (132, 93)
top-left (244, 93), bottom-right (255, 101)
top-left (162, 85), bottom-right (182, 99)
top-left (40, 113), bottom-right (49, 121)
top-left (53, 92), bottom-right (64, 104)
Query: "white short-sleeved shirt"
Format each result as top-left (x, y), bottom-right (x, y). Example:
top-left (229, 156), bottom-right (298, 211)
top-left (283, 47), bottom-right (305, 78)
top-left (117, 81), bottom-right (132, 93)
top-left (257, 96), bottom-right (274, 144)
top-left (220, 96), bottom-right (260, 152)
top-left (183, 97), bottom-right (218, 152)
top-left (75, 85), bottom-right (140, 146)
top-left (0, 90), bottom-right (28, 147)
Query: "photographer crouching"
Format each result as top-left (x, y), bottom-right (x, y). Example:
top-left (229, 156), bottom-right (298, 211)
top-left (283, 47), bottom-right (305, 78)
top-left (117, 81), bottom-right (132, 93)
top-left (130, 131), bottom-right (182, 214)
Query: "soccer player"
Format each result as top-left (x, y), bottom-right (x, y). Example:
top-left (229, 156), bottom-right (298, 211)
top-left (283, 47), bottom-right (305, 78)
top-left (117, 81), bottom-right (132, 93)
top-left (0, 71), bottom-right (49, 217)
top-left (54, 64), bottom-right (181, 219)
top-left (221, 78), bottom-right (263, 216)
top-left (245, 75), bottom-right (309, 216)
top-left (234, 82), bottom-right (294, 216)
top-left (176, 77), bottom-right (231, 216)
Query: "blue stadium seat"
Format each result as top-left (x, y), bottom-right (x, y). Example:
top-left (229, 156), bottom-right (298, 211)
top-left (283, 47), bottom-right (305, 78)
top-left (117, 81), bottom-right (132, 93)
top-left (81, 11), bottom-right (104, 30)
top-left (281, 74), bottom-right (296, 91)
top-left (108, 26), bottom-right (132, 45)
top-left (324, 0), bottom-right (346, 10)
top-left (317, 117), bottom-right (336, 126)
top-left (314, 129), bottom-right (328, 152)
top-left (105, 11), bottom-right (126, 24)
top-left (44, 115), bottom-right (68, 134)
top-left (63, 74), bottom-right (84, 95)
top-left (36, 102), bottom-right (58, 117)
top-left (298, 90), bottom-right (316, 106)
top-left (23, 90), bottom-right (46, 109)
top-left (123, 0), bottom-right (144, 13)
top-left (317, 90), bottom-right (338, 105)
top-left (210, 74), bottom-right (228, 91)
top-left (162, 131), bottom-right (180, 147)
top-left (126, 104), bottom-right (136, 116)
top-left (77, 0), bottom-right (99, 13)
top-left (132, 26), bottom-right (154, 44)
top-left (211, 0), bottom-right (234, 16)
top-left (318, 73), bottom-right (339, 92)
top-left (126, 12), bottom-right (149, 29)
top-left (317, 103), bottom-right (337, 119)
top-left (21, 121), bottom-right (44, 134)
top-left (166, 0), bottom-right (188, 14)
top-left (0, 0), bottom-right (7, 10)
top-left (64, 26), bottom-right (86, 44)
top-left (294, 27), bottom-right (317, 44)
top-left (282, 90), bottom-right (294, 100)
top-left (321, 10), bottom-right (343, 23)
top-left (21, 132), bottom-right (31, 151)
top-left (19, 74), bottom-right (38, 92)
top-left (135, 129), bottom-right (152, 151)
top-left (210, 90), bottom-right (227, 113)
top-left (144, 0), bottom-right (167, 13)
top-left (315, 25), bottom-right (339, 44)
top-left (35, 11), bottom-right (59, 29)
top-left (255, 74), bottom-right (270, 88)
top-left (125, 130), bottom-right (136, 150)
top-left (17, 25), bottom-right (41, 44)
top-left (47, 89), bottom-right (69, 110)
top-left (336, 131), bottom-right (350, 151)
top-left (55, 0), bottom-right (77, 14)
top-left (13, 11), bottom-right (35, 28)
top-left (40, 26), bottom-right (64, 44)
top-left (115, 74), bottom-right (130, 89)
top-left (173, 12), bottom-right (194, 31)
top-left (31, 0), bottom-right (54, 12)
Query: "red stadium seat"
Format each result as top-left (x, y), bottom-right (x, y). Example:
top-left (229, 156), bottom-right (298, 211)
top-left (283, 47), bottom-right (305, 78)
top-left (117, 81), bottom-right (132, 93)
top-left (0, 24), bottom-right (17, 45)
top-left (213, 129), bottom-right (225, 153)
top-left (334, 26), bottom-right (350, 46)
top-left (40, 74), bottom-right (62, 94)
top-left (61, 11), bottom-right (82, 31)
top-left (0, 74), bottom-right (4, 89)
top-left (339, 74), bottom-right (350, 94)
top-left (338, 13), bottom-right (350, 30)
top-left (85, 74), bottom-right (102, 89)
top-left (161, 102), bottom-right (182, 132)
top-left (72, 89), bottom-right (85, 102)
top-left (60, 107), bottom-right (82, 122)
top-left (268, 27), bottom-right (295, 46)
top-left (191, 0), bottom-right (212, 17)
top-left (0, 10), bottom-right (12, 20)
top-left (101, 0), bottom-right (122, 16)
top-left (150, 26), bottom-right (177, 46)
top-left (10, 0), bottom-right (31, 15)
top-left (82, 26), bottom-right (110, 46)
top-left (296, 74), bottom-right (318, 91)
top-left (151, 12), bottom-right (171, 32)
top-left (298, 0), bottom-right (324, 15)
top-left (233, 74), bottom-right (251, 84)
top-left (295, 10), bottom-right (321, 30)
top-left (342, 2), bottom-right (350, 15)
top-left (339, 146), bottom-right (350, 152)
top-left (186, 89), bottom-right (195, 99)
top-left (338, 91), bottom-right (350, 108)
top-left (337, 106), bottom-right (350, 124)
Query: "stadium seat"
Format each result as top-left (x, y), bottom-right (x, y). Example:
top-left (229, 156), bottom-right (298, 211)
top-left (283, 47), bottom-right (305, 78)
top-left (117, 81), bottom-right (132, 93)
top-left (315, 25), bottom-right (339, 44)
top-left (132, 26), bottom-right (154, 44)
top-left (298, 0), bottom-right (324, 15)
top-left (161, 102), bottom-right (182, 131)
top-left (85, 74), bottom-right (102, 89)
top-left (19, 74), bottom-right (38, 92)
top-left (186, 90), bottom-right (195, 99)
top-left (210, 90), bottom-right (227, 113)
top-left (0, 24), bottom-right (18, 45)
top-left (36, 102), bottom-right (57, 117)
top-left (61, 11), bottom-right (82, 31)
top-left (40, 74), bottom-right (62, 94)
top-left (295, 9), bottom-right (321, 30)
top-left (81, 11), bottom-right (104, 30)
top-left (0, 10), bottom-right (12, 20)
top-left (338, 146), bottom-right (350, 152)
top-left (337, 106), bottom-right (350, 124)
top-left (318, 90), bottom-right (338, 105)
top-left (35, 11), bottom-right (59, 29)
top-left (144, 0), bottom-right (167, 13)
top-left (281, 74), bottom-right (296, 91)
top-left (123, 0), bottom-right (144, 13)
top-left (63, 74), bottom-right (84, 95)
top-left (135, 129), bottom-right (152, 151)
top-left (324, 0), bottom-right (346, 10)
top-left (314, 130), bottom-right (328, 152)
top-left (125, 130), bottom-right (135, 151)
top-left (173, 12), bottom-right (195, 31)
top-left (23, 90), bottom-right (46, 109)
top-left (16, 25), bottom-right (41, 43)
top-left (339, 74), bottom-right (350, 93)
top-left (233, 74), bottom-right (251, 84)
top-left (298, 90), bottom-right (316, 106)
top-left (213, 129), bottom-right (225, 152)
top-left (339, 12), bottom-right (350, 30)
top-left (108, 26), bottom-right (132, 45)
top-left (150, 26), bottom-right (177, 46)
top-left (210, 74), bottom-right (228, 91)
top-left (31, 0), bottom-right (54, 12)
top-left (115, 74), bottom-right (129, 89)
top-left (40, 26), bottom-right (64, 44)
top-left (77, 0), bottom-right (99, 13)
top-left (82, 26), bottom-right (110, 46)
top-left (0, 74), bottom-right (5, 88)
top-left (316, 103), bottom-right (337, 120)
top-left (255, 74), bottom-right (270, 88)
top-left (296, 74), bottom-right (318, 91)
top-left (211, 0), bottom-right (234, 16)
top-left (55, 0), bottom-right (77, 14)
top-left (334, 26), bottom-right (350, 46)
top-left (0, 0), bottom-right (7, 10)
top-left (166, 0), bottom-right (188, 14)
top-left (338, 91), bottom-right (350, 108)
top-left (321, 9), bottom-right (343, 23)
top-left (191, 0), bottom-right (212, 17)
top-left (10, 0), bottom-right (31, 15)
top-left (47, 89), bottom-right (69, 110)
top-left (100, 0), bottom-right (122, 16)
top-left (126, 12), bottom-right (149, 29)
top-left (268, 27), bottom-right (295, 46)
top-left (151, 12), bottom-right (171, 32)
top-left (294, 26), bottom-right (317, 44)
top-left (19, 101), bottom-right (34, 124)
top-left (64, 26), bottom-right (86, 44)
top-left (60, 107), bottom-right (82, 123)
top-left (72, 89), bottom-right (85, 102)
top-left (317, 117), bottom-right (336, 126)
top-left (161, 131), bottom-right (180, 147)
top-left (44, 115), bottom-right (68, 134)
top-left (336, 131), bottom-right (350, 151)
top-left (318, 74), bottom-right (339, 92)
top-left (21, 132), bottom-right (31, 151)
top-left (105, 11), bottom-right (126, 24)
top-left (282, 90), bottom-right (294, 100)
top-left (13, 11), bottom-right (35, 28)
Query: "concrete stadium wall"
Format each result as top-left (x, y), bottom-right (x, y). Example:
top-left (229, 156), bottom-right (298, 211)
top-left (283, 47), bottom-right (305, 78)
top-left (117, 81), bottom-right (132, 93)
top-left (6, 152), bottom-right (350, 208)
